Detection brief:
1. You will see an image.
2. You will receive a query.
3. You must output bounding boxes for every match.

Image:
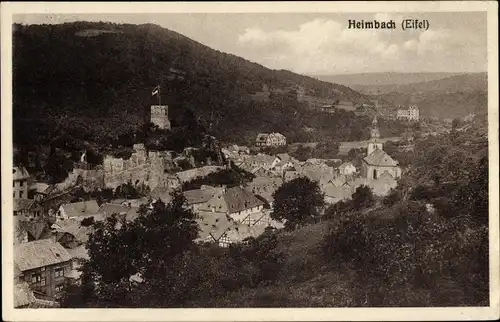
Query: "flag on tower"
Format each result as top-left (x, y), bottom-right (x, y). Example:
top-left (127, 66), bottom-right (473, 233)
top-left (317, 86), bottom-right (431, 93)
top-left (152, 85), bottom-right (160, 96)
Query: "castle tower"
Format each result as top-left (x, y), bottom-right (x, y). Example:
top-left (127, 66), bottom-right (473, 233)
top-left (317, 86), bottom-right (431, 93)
top-left (151, 105), bottom-right (171, 130)
top-left (367, 116), bottom-right (383, 155)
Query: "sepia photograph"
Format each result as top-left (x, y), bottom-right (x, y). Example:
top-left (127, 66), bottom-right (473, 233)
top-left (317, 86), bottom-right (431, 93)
top-left (1, 1), bottom-right (499, 321)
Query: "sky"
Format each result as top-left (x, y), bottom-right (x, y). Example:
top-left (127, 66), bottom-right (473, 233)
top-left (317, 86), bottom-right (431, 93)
top-left (13, 12), bottom-right (488, 75)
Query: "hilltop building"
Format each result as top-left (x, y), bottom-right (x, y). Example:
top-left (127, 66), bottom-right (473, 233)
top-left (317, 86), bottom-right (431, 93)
top-left (255, 133), bottom-right (287, 147)
top-left (151, 105), bottom-right (171, 130)
top-left (397, 105), bottom-right (420, 122)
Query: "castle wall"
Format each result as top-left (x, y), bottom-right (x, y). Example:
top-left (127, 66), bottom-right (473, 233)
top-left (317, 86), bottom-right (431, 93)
top-left (58, 167), bottom-right (105, 191)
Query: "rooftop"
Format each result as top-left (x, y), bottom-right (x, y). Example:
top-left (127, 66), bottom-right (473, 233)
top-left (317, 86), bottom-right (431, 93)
top-left (15, 239), bottom-right (72, 271)
top-left (223, 186), bottom-right (265, 214)
top-left (363, 149), bottom-right (399, 167)
top-left (60, 200), bottom-right (100, 218)
top-left (13, 166), bottom-right (30, 181)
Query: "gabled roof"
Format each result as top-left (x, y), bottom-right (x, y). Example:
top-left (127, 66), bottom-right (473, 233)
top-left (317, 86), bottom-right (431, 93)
top-left (338, 162), bottom-right (355, 170)
top-left (363, 149), bottom-right (399, 167)
top-left (248, 154), bottom-right (278, 164)
top-left (14, 199), bottom-right (35, 211)
top-left (97, 203), bottom-right (130, 216)
top-left (183, 187), bottom-right (218, 205)
top-left (31, 182), bottom-right (50, 194)
top-left (13, 167), bottom-right (30, 181)
top-left (60, 200), bottom-right (100, 218)
top-left (42, 184), bottom-right (61, 196)
top-left (276, 153), bottom-right (291, 162)
top-left (15, 239), bottom-right (72, 271)
top-left (223, 187), bottom-right (265, 214)
top-left (22, 220), bottom-right (51, 240)
top-left (52, 218), bottom-right (92, 243)
top-left (196, 211), bottom-right (235, 241)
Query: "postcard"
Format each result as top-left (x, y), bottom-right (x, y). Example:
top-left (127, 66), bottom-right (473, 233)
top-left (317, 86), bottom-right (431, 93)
top-left (2, 1), bottom-right (498, 321)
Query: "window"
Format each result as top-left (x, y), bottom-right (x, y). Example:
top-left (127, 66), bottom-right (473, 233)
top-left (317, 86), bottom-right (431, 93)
top-left (40, 278), bottom-right (46, 286)
top-left (55, 267), bottom-right (65, 278)
top-left (19, 191), bottom-right (24, 198)
top-left (31, 273), bottom-right (42, 283)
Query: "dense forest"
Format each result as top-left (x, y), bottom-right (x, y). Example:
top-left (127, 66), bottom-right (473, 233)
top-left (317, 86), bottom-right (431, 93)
top-left (60, 125), bottom-right (489, 307)
top-left (13, 21), bottom-right (400, 180)
top-left (13, 22), bottom-right (372, 146)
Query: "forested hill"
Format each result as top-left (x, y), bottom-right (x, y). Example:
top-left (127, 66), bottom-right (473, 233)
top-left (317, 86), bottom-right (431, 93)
top-left (13, 22), bottom-right (368, 146)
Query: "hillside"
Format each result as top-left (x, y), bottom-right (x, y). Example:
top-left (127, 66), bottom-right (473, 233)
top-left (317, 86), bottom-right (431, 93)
top-left (311, 72), bottom-right (460, 87)
top-left (371, 73), bottom-right (488, 119)
top-left (13, 22), bottom-right (369, 150)
top-left (361, 73), bottom-right (487, 95)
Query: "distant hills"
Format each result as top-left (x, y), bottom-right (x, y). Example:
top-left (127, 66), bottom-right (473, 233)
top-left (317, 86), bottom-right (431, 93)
top-left (13, 22), bottom-right (369, 148)
top-left (311, 72), bottom-right (487, 95)
top-left (312, 72), bottom-right (488, 119)
top-left (311, 72), bottom-right (460, 88)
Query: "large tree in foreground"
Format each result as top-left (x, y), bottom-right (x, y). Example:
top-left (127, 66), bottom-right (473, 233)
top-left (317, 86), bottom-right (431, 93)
top-left (64, 192), bottom-right (200, 307)
top-left (271, 176), bottom-right (325, 230)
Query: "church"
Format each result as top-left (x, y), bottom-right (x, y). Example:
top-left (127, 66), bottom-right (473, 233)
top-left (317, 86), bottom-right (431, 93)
top-left (361, 116), bottom-right (401, 180)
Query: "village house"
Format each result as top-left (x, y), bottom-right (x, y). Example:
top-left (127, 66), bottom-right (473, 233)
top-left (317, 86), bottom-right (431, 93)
top-left (255, 132), bottom-right (287, 147)
top-left (338, 162), bottom-right (357, 176)
top-left (284, 170), bottom-right (302, 182)
top-left (197, 186), bottom-right (265, 224)
top-left (15, 220), bottom-right (53, 244)
top-left (246, 176), bottom-right (284, 207)
top-left (271, 159), bottom-right (295, 176)
top-left (239, 154), bottom-right (281, 171)
top-left (251, 166), bottom-right (277, 178)
top-left (196, 208), bottom-right (280, 248)
top-left (55, 200), bottom-right (100, 221)
top-left (14, 198), bottom-right (45, 221)
top-left (13, 166), bottom-right (31, 199)
top-left (51, 218), bottom-right (93, 249)
top-left (183, 185), bottom-right (221, 211)
top-left (15, 239), bottom-right (73, 299)
top-left (322, 182), bottom-right (353, 204)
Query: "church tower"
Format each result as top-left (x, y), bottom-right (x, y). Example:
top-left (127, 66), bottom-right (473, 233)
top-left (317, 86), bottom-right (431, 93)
top-left (367, 116), bottom-right (383, 155)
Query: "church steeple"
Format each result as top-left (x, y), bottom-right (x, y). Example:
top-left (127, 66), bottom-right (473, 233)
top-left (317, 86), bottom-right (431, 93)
top-left (370, 116), bottom-right (380, 139)
top-left (367, 115), bottom-right (383, 155)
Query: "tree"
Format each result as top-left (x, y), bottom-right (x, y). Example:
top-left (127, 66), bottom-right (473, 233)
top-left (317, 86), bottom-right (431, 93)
top-left (76, 193), bottom-right (199, 306)
top-left (350, 185), bottom-right (374, 210)
top-left (271, 177), bottom-right (325, 230)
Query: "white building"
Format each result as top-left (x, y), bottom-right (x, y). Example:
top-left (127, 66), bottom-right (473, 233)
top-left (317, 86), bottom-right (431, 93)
top-left (396, 105), bottom-right (419, 122)
top-left (255, 132), bottom-right (287, 146)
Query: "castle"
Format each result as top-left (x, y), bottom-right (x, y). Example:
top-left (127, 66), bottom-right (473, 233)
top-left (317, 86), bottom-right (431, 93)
top-left (151, 105), bottom-right (171, 130)
top-left (103, 143), bottom-right (175, 190)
